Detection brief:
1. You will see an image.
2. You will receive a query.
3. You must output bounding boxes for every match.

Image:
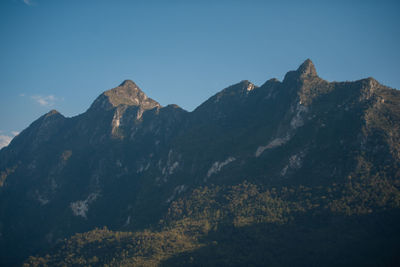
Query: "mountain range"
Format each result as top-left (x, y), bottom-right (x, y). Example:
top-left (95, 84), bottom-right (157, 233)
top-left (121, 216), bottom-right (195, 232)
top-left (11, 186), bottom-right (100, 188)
top-left (1, 59), bottom-right (400, 266)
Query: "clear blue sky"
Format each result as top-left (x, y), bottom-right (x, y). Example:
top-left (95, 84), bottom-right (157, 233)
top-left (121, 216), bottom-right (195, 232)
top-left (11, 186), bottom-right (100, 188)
top-left (0, 0), bottom-right (399, 147)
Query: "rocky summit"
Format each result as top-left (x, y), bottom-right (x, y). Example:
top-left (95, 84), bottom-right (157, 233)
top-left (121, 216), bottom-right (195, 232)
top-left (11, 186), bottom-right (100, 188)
top-left (1, 59), bottom-right (400, 266)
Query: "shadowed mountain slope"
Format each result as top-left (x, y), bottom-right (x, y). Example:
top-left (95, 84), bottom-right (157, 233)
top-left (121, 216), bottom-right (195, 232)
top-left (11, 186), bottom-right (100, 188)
top-left (1, 60), bottom-right (400, 266)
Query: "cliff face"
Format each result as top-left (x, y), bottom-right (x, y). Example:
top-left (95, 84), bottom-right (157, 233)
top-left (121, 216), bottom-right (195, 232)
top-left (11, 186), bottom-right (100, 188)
top-left (1, 59), bottom-right (400, 266)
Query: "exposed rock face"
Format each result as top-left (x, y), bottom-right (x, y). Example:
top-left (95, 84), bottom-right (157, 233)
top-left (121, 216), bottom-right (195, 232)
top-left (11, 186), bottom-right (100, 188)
top-left (0, 59), bottom-right (399, 265)
top-left (297, 58), bottom-right (318, 77)
top-left (90, 80), bottom-right (161, 111)
top-left (83, 80), bottom-right (164, 139)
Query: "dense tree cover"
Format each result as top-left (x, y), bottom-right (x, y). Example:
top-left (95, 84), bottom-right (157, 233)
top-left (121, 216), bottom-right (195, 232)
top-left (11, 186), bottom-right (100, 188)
top-left (25, 160), bottom-right (400, 266)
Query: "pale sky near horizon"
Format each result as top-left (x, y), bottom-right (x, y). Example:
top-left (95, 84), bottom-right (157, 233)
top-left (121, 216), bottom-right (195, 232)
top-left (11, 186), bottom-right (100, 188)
top-left (0, 0), bottom-right (399, 148)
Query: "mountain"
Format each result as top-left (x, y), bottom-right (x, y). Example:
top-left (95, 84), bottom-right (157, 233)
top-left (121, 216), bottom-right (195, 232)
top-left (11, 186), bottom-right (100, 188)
top-left (1, 59), bottom-right (400, 266)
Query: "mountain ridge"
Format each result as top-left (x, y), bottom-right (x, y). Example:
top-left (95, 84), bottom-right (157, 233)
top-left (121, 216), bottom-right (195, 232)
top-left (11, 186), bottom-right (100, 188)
top-left (3, 58), bottom-right (385, 131)
top-left (1, 59), bottom-right (400, 266)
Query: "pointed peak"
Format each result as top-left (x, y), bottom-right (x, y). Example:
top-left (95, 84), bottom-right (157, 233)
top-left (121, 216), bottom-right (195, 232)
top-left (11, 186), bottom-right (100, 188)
top-left (297, 59), bottom-right (317, 77)
top-left (44, 109), bottom-right (63, 118)
top-left (35, 110), bottom-right (64, 126)
top-left (119, 79), bottom-right (137, 87)
top-left (283, 59), bottom-right (319, 83)
top-left (89, 80), bottom-right (161, 111)
top-left (104, 80), bottom-right (151, 107)
top-left (47, 109), bottom-right (60, 115)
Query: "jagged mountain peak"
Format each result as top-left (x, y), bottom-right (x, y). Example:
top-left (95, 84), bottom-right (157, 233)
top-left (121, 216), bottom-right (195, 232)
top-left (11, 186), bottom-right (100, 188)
top-left (37, 110), bottom-right (65, 124)
top-left (118, 79), bottom-right (137, 87)
top-left (2, 60), bottom-right (400, 266)
top-left (283, 59), bottom-right (319, 83)
top-left (240, 80), bottom-right (256, 91)
top-left (297, 58), bottom-right (317, 77)
top-left (44, 109), bottom-right (62, 117)
top-left (104, 80), bottom-right (160, 108)
top-left (89, 80), bottom-right (161, 111)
